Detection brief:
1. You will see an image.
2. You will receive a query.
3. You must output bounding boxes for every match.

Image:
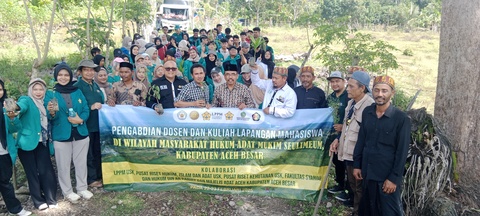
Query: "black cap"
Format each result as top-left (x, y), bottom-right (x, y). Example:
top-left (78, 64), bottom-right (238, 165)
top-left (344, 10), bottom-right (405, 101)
top-left (119, 62), bottom-right (133, 70)
top-left (227, 46), bottom-right (237, 51)
top-left (113, 49), bottom-right (123, 58)
top-left (224, 63), bottom-right (238, 73)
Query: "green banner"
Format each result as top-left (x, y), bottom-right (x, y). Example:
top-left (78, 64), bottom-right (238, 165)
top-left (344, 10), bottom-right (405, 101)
top-left (100, 106), bottom-right (333, 201)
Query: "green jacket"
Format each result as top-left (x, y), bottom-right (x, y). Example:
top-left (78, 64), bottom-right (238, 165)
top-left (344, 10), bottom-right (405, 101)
top-left (15, 96), bottom-right (42, 151)
top-left (3, 108), bottom-right (21, 164)
top-left (74, 79), bottom-right (104, 133)
top-left (44, 90), bottom-right (90, 141)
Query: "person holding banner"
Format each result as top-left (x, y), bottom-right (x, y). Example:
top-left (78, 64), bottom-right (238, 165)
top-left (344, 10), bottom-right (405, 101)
top-left (250, 66), bottom-right (297, 118)
top-left (211, 64), bottom-right (255, 109)
top-left (45, 63), bottom-right (93, 203)
top-left (107, 62), bottom-right (147, 106)
top-left (353, 76), bottom-right (411, 216)
top-left (174, 63), bottom-right (211, 108)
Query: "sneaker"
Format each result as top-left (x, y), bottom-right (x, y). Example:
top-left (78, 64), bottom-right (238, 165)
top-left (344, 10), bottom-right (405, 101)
top-left (328, 185), bottom-right (344, 194)
top-left (65, 192), bottom-right (81, 203)
top-left (335, 191), bottom-right (350, 202)
top-left (15, 209), bottom-right (32, 216)
top-left (343, 199), bottom-right (354, 208)
top-left (88, 180), bottom-right (103, 188)
top-left (49, 204), bottom-right (58, 209)
top-left (78, 190), bottom-right (93, 200)
top-left (38, 203), bottom-right (48, 210)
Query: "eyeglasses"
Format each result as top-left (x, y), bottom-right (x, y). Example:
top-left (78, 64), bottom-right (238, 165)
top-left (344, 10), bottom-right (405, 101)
top-left (165, 67), bottom-right (177, 71)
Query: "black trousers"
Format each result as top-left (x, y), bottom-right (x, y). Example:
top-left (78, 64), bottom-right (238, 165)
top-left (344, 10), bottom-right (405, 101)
top-left (87, 132), bottom-right (102, 184)
top-left (18, 143), bottom-right (57, 208)
top-left (333, 153), bottom-right (347, 189)
top-left (0, 154), bottom-right (22, 214)
top-left (359, 180), bottom-right (404, 216)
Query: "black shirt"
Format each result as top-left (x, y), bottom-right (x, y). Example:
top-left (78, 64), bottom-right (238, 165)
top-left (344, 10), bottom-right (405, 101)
top-left (147, 76), bottom-right (187, 109)
top-left (294, 86), bottom-right (327, 109)
top-left (353, 104), bottom-right (411, 186)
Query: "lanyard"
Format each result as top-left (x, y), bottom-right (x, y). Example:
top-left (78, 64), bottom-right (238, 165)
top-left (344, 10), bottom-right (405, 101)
top-left (267, 89), bottom-right (279, 107)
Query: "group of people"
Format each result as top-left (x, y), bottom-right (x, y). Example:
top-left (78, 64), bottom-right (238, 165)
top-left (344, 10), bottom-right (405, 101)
top-left (0, 24), bottom-right (410, 216)
top-left (325, 67), bottom-right (411, 216)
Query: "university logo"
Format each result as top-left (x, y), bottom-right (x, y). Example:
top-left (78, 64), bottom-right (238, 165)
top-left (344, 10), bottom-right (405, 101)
top-left (189, 111), bottom-right (200, 120)
top-left (177, 110), bottom-right (187, 120)
top-left (202, 111), bottom-right (211, 121)
top-left (225, 111), bottom-right (234, 120)
top-left (252, 112), bottom-right (261, 121)
top-left (241, 112), bottom-right (246, 118)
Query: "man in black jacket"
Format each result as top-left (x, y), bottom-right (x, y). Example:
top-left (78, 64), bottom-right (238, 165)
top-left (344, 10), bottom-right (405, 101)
top-left (353, 75), bottom-right (411, 216)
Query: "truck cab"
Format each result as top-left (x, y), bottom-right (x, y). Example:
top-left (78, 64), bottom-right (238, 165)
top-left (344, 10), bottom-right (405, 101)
top-left (156, 0), bottom-right (191, 31)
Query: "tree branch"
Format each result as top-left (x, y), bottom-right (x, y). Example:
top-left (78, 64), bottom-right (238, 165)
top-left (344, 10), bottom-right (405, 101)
top-left (22, 0), bottom-right (41, 62)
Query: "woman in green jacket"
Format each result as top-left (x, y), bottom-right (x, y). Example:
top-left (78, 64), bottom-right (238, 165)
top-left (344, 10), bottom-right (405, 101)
top-left (45, 63), bottom-right (93, 203)
top-left (14, 78), bottom-right (57, 210)
top-left (0, 79), bottom-right (32, 216)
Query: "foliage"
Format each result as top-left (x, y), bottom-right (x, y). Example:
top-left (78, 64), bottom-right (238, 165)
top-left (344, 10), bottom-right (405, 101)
top-left (313, 24), bottom-right (399, 73)
top-left (114, 0), bottom-right (152, 33)
top-left (392, 88), bottom-right (413, 111)
top-left (248, 35), bottom-right (266, 54)
top-left (403, 108), bottom-right (453, 215)
top-left (403, 48), bottom-right (414, 56)
top-left (65, 17), bottom-right (115, 54)
top-left (148, 85), bottom-right (161, 103)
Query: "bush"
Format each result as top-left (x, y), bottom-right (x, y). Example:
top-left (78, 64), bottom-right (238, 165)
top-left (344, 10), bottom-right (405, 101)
top-left (403, 48), bottom-right (414, 56)
top-left (393, 87), bottom-right (413, 111)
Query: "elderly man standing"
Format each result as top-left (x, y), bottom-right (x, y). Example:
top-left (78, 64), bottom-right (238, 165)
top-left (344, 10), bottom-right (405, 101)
top-left (294, 66), bottom-right (327, 109)
top-left (212, 64), bottom-right (255, 109)
top-left (251, 67), bottom-right (297, 118)
top-left (73, 60), bottom-right (104, 188)
top-left (353, 76), bottom-right (410, 216)
top-left (330, 71), bottom-right (375, 215)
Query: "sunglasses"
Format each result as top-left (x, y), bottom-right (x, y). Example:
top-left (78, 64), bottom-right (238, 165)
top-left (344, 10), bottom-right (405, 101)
top-left (165, 67), bottom-right (177, 71)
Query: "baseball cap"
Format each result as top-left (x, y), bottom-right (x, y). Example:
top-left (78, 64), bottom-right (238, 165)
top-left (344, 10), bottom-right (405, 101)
top-left (241, 64), bottom-right (251, 74)
top-left (350, 71), bottom-right (371, 92)
top-left (327, 71), bottom-right (343, 80)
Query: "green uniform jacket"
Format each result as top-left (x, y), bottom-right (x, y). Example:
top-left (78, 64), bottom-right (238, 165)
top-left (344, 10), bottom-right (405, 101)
top-left (15, 96), bottom-right (42, 151)
top-left (3, 108), bottom-right (21, 164)
top-left (74, 79), bottom-right (104, 133)
top-left (44, 90), bottom-right (90, 141)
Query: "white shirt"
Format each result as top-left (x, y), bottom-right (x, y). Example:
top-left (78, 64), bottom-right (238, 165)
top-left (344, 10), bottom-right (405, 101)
top-left (0, 141), bottom-right (8, 155)
top-left (251, 69), bottom-right (297, 118)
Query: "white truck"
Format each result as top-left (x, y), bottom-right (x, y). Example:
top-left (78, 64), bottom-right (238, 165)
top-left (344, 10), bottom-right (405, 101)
top-left (156, 0), bottom-right (192, 31)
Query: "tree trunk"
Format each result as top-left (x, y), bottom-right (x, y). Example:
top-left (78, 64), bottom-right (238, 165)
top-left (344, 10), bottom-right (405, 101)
top-left (122, 0), bottom-right (127, 37)
top-left (435, 0), bottom-right (480, 187)
top-left (86, 0), bottom-right (92, 59)
top-left (22, 0), bottom-right (57, 78)
top-left (104, 0), bottom-right (115, 67)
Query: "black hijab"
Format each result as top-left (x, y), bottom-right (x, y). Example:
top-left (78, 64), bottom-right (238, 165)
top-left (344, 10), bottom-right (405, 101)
top-left (53, 63), bottom-right (78, 94)
top-left (0, 79), bottom-right (7, 148)
top-left (262, 51), bottom-right (275, 78)
top-left (93, 55), bottom-right (106, 71)
top-left (204, 53), bottom-right (218, 78)
top-left (154, 37), bottom-right (163, 50)
top-left (130, 45), bottom-right (139, 64)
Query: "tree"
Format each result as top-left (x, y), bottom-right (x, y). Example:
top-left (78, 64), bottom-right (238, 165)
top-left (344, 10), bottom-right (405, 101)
top-left (434, 0), bottom-right (480, 207)
top-left (313, 24), bottom-right (399, 73)
top-left (23, 0), bottom-right (57, 78)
